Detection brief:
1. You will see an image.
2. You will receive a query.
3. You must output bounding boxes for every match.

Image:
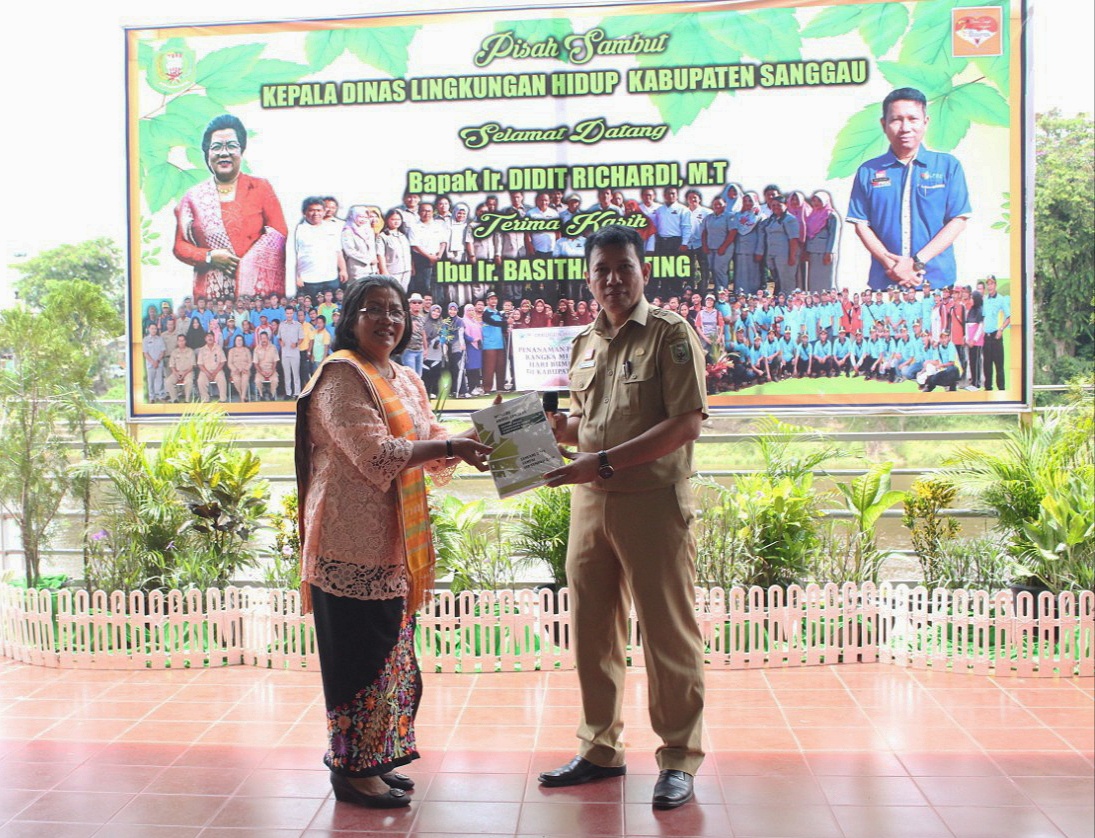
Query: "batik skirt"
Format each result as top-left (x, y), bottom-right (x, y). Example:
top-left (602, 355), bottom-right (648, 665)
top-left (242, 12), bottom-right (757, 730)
top-left (310, 586), bottom-right (422, 777)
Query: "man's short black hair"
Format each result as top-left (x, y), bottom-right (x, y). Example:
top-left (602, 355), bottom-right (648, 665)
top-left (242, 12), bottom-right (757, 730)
top-left (301, 196), bottom-right (326, 215)
top-left (882, 87), bottom-right (927, 118)
top-left (584, 224), bottom-right (645, 267)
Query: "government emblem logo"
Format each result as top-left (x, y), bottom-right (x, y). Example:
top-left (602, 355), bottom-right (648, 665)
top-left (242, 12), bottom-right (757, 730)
top-left (147, 38), bottom-right (196, 95)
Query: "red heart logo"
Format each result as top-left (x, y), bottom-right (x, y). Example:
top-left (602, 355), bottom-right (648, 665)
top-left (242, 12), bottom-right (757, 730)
top-left (954, 15), bottom-right (1000, 47)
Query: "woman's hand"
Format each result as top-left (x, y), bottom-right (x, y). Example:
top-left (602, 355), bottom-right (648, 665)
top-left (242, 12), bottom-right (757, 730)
top-left (209, 249), bottom-right (240, 273)
top-left (448, 437), bottom-right (493, 471)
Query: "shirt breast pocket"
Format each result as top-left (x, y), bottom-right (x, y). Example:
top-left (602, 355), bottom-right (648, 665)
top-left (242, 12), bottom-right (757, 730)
top-left (621, 359), bottom-right (655, 413)
top-left (917, 179), bottom-right (947, 199)
top-left (568, 368), bottom-right (595, 395)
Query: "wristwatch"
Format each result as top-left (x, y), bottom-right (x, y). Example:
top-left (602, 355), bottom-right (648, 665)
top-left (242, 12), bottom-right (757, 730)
top-left (912, 252), bottom-right (927, 272)
top-left (597, 450), bottom-right (615, 480)
top-left (205, 250), bottom-right (214, 265)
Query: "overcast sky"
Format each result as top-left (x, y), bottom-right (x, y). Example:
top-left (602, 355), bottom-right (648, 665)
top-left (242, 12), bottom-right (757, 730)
top-left (0, 0), bottom-right (1089, 273)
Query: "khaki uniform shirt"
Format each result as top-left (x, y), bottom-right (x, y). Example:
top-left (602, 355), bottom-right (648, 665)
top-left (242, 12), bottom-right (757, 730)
top-left (568, 296), bottom-right (707, 493)
top-left (169, 346), bottom-right (195, 376)
top-left (197, 345), bottom-right (226, 375)
top-left (253, 343), bottom-right (280, 378)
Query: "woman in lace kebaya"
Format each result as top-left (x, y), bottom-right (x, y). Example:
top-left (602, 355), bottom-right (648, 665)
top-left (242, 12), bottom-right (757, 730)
top-left (294, 276), bottom-right (492, 809)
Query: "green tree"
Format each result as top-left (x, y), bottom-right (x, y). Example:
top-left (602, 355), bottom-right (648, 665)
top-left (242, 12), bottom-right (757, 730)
top-left (1033, 111), bottom-right (1095, 383)
top-left (0, 308), bottom-right (80, 587)
top-left (10, 238), bottom-right (125, 311)
top-left (0, 282), bottom-right (123, 587)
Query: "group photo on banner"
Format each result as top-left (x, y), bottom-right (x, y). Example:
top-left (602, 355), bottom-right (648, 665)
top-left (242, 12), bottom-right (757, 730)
top-left (128, 0), bottom-right (1027, 417)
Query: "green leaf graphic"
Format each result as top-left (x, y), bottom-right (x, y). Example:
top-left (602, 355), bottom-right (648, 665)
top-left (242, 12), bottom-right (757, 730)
top-left (247, 58), bottom-right (311, 86)
top-left (598, 12), bottom-right (745, 132)
top-left (650, 90), bottom-right (719, 134)
top-left (859, 3), bottom-right (909, 57)
top-left (974, 54), bottom-right (1010, 94)
top-left (876, 61), bottom-right (953, 98)
top-left (203, 58), bottom-right (311, 107)
top-left (801, 6), bottom-right (862, 39)
top-left (946, 81), bottom-right (1010, 127)
top-left (828, 103), bottom-right (889, 180)
top-left (144, 163), bottom-right (188, 215)
top-left (144, 115), bottom-right (190, 156)
top-left (305, 28), bottom-right (347, 71)
top-left (159, 94), bottom-right (226, 142)
top-left (735, 9), bottom-right (802, 61)
top-left (195, 43), bottom-right (265, 86)
top-left (137, 41), bottom-right (154, 72)
top-left (802, 4), bottom-right (906, 57)
top-left (926, 88), bottom-right (972, 151)
top-left (344, 25), bottom-right (421, 77)
top-left (496, 18), bottom-right (573, 43)
top-left (900, 0), bottom-right (968, 79)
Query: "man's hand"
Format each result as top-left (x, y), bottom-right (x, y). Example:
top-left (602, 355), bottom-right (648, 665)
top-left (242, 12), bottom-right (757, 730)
top-left (546, 411), bottom-right (568, 442)
top-left (887, 255), bottom-right (923, 286)
top-left (543, 449), bottom-right (599, 486)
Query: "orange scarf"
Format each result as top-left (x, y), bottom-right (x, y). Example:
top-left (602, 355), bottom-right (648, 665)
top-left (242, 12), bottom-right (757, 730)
top-left (296, 350), bottom-right (435, 614)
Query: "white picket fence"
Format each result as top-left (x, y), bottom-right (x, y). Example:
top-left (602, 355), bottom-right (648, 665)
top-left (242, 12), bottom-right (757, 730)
top-left (0, 583), bottom-right (1091, 677)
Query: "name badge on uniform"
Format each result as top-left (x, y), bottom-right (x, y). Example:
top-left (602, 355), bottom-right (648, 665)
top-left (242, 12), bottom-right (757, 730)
top-left (578, 347), bottom-right (595, 369)
top-left (871, 168), bottom-right (891, 187)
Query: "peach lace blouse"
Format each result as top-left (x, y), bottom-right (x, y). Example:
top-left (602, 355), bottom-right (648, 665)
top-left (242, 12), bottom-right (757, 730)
top-left (301, 361), bottom-right (452, 601)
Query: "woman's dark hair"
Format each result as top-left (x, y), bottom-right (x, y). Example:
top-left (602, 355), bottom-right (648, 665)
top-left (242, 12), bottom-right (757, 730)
top-left (332, 276), bottom-right (412, 358)
top-left (381, 208), bottom-right (406, 235)
top-left (201, 114), bottom-right (247, 168)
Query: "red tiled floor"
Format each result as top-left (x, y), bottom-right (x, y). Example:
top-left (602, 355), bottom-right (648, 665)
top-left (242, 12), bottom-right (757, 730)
top-left (0, 659), bottom-right (1091, 837)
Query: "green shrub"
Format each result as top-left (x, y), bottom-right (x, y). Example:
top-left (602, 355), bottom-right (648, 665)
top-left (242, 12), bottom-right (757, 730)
top-left (84, 408), bottom-right (270, 593)
top-left (931, 535), bottom-right (1012, 591)
top-left (902, 478), bottom-right (961, 587)
top-left (509, 486), bottom-right (571, 588)
top-left (429, 495), bottom-right (527, 593)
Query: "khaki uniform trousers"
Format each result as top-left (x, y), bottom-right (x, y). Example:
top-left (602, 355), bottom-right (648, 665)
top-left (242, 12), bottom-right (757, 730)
top-left (197, 370), bottom-right (227, 403)
top-left (567, 481), bottom-right (705, 775)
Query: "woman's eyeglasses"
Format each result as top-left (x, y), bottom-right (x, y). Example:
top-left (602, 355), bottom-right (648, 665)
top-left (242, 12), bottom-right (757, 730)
top-left (360, 307), bottom-right (407, 322)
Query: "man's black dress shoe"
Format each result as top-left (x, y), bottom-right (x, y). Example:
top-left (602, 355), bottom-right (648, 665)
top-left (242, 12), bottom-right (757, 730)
top-left (380, 771), bottom-right (414, 791)
top-left (652, 769), bottom-right (694, 809)
top-left (330, 771), bottom-right (410, 808)
top-left (538, 756), bottom-right (626, 786)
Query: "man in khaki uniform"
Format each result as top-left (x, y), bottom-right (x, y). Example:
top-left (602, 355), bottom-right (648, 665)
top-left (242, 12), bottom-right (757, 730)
top-left (252, 331), bottom-right (280, 400)
top-left (168, 334), bottom-right (196, 403)
top-left (541, 224), bottom-right (707, 810)
top-left (196, 331), bottom-right (227, 403)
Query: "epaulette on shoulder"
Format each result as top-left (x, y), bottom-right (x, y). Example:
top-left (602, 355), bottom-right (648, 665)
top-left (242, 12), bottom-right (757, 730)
top-left (649, 307), bottom-right (688, 329)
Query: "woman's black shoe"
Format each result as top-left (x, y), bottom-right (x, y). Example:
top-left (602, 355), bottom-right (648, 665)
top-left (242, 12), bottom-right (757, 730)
top-left (381, 771), bottom-right (415, 791)
top-left (330, 771), bottom-right (410, 808)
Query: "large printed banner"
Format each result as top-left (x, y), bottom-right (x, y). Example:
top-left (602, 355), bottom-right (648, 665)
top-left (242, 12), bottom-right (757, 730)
top-left (126, 0), bottom-right (1029, 418)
